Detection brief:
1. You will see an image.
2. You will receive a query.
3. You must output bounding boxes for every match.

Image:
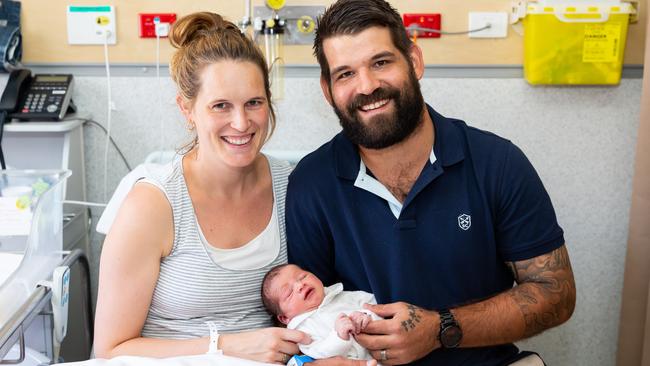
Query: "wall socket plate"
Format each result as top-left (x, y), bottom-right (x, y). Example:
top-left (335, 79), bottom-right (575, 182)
top-left (403, 13), bottom-right (442, 38)
top-left (139, 13), bottom-right (177, 38)
top-left (67, 5), bottom-right (116, 45)
top-left (468, 12), bottom-right (508, 38)
top-left (253, 5), bottom-right (324, 45)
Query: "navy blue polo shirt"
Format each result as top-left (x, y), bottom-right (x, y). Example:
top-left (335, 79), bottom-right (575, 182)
top-left (286, 105), bottom-right (564, 365)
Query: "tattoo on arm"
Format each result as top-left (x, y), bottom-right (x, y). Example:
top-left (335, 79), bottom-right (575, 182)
top-left (507, 245), bottom-right (576, 338)
top-left (401, 304), bottom-right (423, 332)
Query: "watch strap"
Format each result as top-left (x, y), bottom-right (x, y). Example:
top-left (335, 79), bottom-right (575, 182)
top-left (439, 309), bottom-right (456, 328)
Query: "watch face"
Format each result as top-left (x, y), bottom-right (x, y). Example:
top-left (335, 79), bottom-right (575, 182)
top-left (441, 325), bottom-right (462, 348)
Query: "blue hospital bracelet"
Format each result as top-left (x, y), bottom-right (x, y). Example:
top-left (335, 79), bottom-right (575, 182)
top-left (287, 355), bottom-right (315, 366)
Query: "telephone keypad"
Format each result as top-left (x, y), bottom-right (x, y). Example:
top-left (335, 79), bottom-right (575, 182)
top-left (23, 88), bottom-right (65, 113)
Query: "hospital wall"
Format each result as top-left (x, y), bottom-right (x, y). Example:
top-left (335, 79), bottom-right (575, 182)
top-left (69, 72), bottom-right (641, 365)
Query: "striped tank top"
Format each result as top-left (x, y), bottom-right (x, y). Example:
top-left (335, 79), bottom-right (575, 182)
top-left (140, 155), bottom-right (292, 339)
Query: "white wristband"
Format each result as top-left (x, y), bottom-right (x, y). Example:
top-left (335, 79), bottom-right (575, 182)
top-left (206, 321), bottom-right (223, 355)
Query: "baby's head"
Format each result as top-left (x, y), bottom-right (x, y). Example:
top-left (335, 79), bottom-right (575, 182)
top-left (262, 264), bottom-right (326, 325)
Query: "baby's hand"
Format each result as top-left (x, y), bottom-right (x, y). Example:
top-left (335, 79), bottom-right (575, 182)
top-left (335, 313), bottom-right (355, 340)
top-left (349, 311), bottom-right (372, 333)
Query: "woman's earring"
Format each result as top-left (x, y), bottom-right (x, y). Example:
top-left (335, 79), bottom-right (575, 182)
top-left (187, 120), bottom-right (195, 131)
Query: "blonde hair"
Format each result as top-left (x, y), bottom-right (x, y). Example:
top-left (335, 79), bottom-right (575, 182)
top-left (169, 12), bottom-right (276, 153)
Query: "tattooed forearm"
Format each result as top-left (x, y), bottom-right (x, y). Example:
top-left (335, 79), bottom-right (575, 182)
top-left (508, 245), bottom-right (576, 338)
top-left (401, 304), bottom-right (423, 332)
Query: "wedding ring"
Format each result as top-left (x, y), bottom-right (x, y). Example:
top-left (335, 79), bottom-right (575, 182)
top-left (380, 349), bottom-right (388, 361)
top-left (282, 353), bottom-right (291, 364)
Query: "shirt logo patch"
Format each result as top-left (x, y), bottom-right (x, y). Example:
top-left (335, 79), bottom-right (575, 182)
top-left (458, 214), bottom-right (471, 231)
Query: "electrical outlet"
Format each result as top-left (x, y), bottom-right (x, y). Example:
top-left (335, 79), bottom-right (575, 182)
top-left (67, 5), bottom-right (116, 45)
top-left (403, 13), bottom-right (441, 38)
top-left (468, 12), bottom-right (508, 38)
top-left (139, 13), bottom-right (177, 38)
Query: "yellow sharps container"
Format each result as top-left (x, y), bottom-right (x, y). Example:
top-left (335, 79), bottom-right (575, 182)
top-left (523, 2), bottom-right (633, 85)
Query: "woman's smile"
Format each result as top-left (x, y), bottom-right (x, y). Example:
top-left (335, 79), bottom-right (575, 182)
top-left (222, 133), bottom-right (255, 147)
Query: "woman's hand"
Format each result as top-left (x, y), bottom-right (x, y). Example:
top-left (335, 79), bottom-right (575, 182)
top-left (220, 327), bottom-right (311, 364)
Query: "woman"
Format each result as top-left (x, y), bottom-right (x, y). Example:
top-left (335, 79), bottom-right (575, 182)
top-left (94, 12), bottom-right (308, 364)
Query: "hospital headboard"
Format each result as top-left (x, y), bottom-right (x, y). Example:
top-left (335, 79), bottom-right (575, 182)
top-left (97, 149), bottom-right (312, 234)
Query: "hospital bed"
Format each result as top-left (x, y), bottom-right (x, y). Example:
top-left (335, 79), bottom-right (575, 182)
top-left (0, 169), bottom-right (92, 365)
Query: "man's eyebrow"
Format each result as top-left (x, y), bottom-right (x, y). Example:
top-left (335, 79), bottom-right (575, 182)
top-left (330, 64), bottom-right (350, 78)
top-left (371, 51), bottom-right (397, 61)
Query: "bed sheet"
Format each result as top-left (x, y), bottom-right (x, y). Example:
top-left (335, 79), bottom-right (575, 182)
top-left (59, 354), bottom-right (276, 366)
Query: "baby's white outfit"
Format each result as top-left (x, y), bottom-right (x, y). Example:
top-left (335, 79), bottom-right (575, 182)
top-left (287, 283), bottom-right (380, 360)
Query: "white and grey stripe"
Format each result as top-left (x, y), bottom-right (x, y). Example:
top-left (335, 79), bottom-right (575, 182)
top-left (140, 155), bottom-right (292, 339)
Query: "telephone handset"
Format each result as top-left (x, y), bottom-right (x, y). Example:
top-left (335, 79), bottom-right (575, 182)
top-left (0, 69), bottom-right (76, 121)
top-left (0, 69), bottom-right (32, 113)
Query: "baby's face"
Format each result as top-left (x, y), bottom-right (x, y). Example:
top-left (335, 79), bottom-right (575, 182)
top-left (273, 265), bottom-right (326, 324)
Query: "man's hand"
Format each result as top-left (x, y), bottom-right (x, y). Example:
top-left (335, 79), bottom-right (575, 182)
top-left (349, 311), bottom-right (372, 334)
top-left (355, 302), bottom-right (438, 365)
top-left (335, 313), bottom-right (356, 340)
top-left (311, 357), bottom-right (377, 366)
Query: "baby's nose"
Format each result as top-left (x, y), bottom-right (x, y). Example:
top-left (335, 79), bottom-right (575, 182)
top-left (296, 282), bottom-right (305, 293)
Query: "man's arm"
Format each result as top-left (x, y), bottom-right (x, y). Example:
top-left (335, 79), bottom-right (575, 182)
top-left (357, 245), bottom-right (576, 365)
top-left (455, 244), bottom-right (576, 345)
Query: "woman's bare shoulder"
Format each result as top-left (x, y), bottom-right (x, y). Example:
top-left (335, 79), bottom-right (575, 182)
top-left (106, 181), bottom-right (174, 256)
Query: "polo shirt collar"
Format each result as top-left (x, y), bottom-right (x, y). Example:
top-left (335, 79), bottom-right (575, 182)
top-left (334, 104), bottom-right (465, 181)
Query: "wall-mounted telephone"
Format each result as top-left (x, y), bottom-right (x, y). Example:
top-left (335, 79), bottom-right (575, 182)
top-left (0, 69), bottom-right (76, 121)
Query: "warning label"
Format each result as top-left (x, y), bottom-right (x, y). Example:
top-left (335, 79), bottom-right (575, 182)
top-left (583, 24), bottom-right (621, 63)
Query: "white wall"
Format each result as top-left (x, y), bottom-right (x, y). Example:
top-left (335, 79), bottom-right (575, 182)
top-left (74, 74), bottom-right (641, 365)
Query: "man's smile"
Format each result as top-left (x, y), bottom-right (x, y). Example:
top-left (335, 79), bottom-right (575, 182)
top-left (359, 98), bottom-right (390, 112)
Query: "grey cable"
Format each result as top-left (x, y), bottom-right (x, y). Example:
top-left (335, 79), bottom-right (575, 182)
top-left (406, 24), bottom-right (492, 35)
top-left (80, 119), bottom-right (132, 171)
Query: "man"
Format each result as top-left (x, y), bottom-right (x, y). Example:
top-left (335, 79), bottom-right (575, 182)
top-left (286, 0), bottom-right (576, 365)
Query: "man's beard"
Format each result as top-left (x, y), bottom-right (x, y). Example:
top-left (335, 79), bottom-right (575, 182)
top-left (331, 68), bottom-right (424, 150)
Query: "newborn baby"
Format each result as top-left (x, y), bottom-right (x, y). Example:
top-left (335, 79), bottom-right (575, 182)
top-left (262, 264), bottom-right (380, 362)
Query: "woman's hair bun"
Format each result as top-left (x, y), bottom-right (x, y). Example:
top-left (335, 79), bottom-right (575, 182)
top-left (169, 12), bottom-right (240, 49)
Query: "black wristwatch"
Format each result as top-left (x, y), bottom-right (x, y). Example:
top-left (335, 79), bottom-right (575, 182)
top-left (438, 309), bottom-right (462, 348)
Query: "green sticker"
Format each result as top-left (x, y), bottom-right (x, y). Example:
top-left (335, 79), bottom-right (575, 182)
top-left (69, 6), bottom-right (112, 13)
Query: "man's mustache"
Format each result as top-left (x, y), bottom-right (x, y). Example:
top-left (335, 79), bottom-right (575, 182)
top-left (347, 87), bottom-right (400, 112)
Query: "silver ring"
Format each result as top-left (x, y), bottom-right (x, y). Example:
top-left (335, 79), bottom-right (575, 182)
top-left (283, 353), bottom-right (291, 364)
top-left (380, 349), bottom-right (388, 361)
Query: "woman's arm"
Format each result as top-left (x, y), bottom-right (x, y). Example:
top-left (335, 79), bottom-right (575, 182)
top-left (94, 183), bottom-right (208, 358)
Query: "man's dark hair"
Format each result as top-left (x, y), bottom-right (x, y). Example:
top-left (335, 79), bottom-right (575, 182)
top-left (261, 263), bottom-right (291, 317)
top-left (313, 0), bottom-right (412, 83)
